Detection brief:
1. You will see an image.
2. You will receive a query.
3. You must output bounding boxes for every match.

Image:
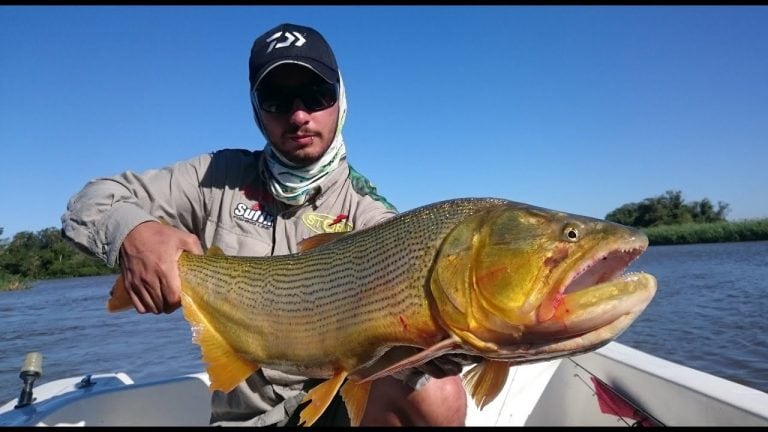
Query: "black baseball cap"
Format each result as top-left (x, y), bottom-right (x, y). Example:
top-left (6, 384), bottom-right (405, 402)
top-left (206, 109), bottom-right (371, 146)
top-left (249, 23), bottom-right (339, 90)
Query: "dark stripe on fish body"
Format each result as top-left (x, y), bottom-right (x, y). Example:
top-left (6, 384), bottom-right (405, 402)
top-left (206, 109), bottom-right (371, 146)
top-left (180, 198), bottom-right (510, 361)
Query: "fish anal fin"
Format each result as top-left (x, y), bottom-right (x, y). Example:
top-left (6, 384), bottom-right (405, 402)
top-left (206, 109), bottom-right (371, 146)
top-left (462, 360), bottom-right (511, 410)
top-left (180, 289), bottom-right (258, 393)
top-left (339, 379), bottom-right (372, 427)
top-left (107, 275), bottom-right (133, 312)
top-left (299, 370), bottom-right (348, 426)
top-left (358, 338), bottom-right (462, 383)
top-left (297, 232), bottom-right (346, 252)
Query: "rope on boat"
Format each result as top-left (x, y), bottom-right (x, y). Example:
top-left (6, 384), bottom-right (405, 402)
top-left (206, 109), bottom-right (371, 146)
top-left (568, 358), bottom-right (665, 427)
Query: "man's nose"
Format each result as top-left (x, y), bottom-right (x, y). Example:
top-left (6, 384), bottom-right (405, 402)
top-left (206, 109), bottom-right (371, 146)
top-left (289, 98), bottom-right (311, 123)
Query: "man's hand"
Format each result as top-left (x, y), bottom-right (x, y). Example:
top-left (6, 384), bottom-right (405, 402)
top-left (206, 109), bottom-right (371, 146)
top-left (415, 354), bottom-right (483, 379)
top-left (118, 221), bottom-right (203, 314)
top-left (391, 353), bottom-right (483, 390)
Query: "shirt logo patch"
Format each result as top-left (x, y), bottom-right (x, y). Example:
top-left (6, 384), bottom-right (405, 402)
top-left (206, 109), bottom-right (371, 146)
top-left (234, 202), bottom-right (275, 228)
top-left (302, 213), bottom-right (353, 233)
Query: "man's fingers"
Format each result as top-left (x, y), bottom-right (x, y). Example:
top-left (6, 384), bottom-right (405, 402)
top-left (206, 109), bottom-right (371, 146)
top-left (160, 267), bottom-right (182, 314)
top-left (125, 282), bottom-right (147, 314)
top-left (126, 278), bottom-right (156, 314)
top-left (431, 357), bottom-right (464, 376)
top-left (183, 233), bottom-right (204, 256)
top-left (444, 354), bottom-right (483, 367)
top-left (417, 354), bottom-right (482, 378)
top-left (416, 360), bottom-right (451, 379)
top-left (126, 273), bottom-right (163, 314)
top-left (189, 240), bottom-right (204, 256)
top-left (147, 276), bottom-right (167, 314)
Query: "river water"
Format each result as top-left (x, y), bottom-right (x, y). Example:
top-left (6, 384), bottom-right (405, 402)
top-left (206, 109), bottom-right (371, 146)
top-left (1, 241), bottom-right (767, 404)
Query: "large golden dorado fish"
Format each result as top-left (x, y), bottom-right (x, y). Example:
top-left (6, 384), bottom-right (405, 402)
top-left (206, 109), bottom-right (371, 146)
top-left (108, 198), bottom-right (657, 426)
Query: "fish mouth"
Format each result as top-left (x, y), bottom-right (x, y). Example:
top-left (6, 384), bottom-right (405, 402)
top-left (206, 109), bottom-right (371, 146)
top-left (485, 243), bottom-right (657, 361)
top-left (564, 247), bottom-right (646, 296)
top-left (530, 243), bottom-right (656, 341)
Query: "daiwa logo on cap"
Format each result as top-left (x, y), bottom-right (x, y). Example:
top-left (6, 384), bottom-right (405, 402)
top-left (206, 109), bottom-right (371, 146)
top-left (266, 31), bottom-right (306, 53)
top-left (249, 23), bottom-right (339, 91)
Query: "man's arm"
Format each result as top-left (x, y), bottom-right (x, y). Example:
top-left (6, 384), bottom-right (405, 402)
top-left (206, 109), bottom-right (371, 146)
top-left (61, 154), bottom-right (210, 313)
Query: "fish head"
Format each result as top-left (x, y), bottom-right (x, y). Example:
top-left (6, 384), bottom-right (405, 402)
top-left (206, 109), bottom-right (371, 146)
top-left (429, 201), bottom-right (657, 358)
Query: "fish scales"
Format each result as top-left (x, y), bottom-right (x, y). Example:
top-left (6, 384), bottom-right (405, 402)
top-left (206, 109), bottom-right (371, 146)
top-left (178, 198), bottom-right (507, 370)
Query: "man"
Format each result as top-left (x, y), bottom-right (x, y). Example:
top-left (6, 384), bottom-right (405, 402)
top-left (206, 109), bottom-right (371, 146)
top-left (61, 22), bottom-right (468, 426)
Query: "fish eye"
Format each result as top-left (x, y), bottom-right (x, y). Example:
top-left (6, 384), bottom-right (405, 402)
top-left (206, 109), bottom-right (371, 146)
top-left (563, 225), bottom-right (580, 242)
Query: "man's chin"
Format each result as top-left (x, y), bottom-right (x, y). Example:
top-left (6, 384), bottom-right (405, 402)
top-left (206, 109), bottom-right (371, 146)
top-left (276, 144), bottom-right (329, 167)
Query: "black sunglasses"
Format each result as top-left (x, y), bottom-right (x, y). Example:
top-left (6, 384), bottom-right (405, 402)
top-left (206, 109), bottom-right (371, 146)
top-left (256, 82), bottom-right (339, 114)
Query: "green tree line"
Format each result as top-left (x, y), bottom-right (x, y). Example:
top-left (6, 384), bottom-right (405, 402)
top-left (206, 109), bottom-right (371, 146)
top-left (605, 190), bottom-right (730, 227)
top-left (605, 190), bottom-right (768, 245)
top-left (0, 226), bottom-right (117, 291)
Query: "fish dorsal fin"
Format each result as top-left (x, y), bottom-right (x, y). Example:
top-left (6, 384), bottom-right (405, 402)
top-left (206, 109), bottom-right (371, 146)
top-left (340, 379), bottom-right (373, 427)
top-left (297, 232), bottom-right (347, 252)
top-left (180, 286), bottom-right (259, 393)
top-left (462, 359), bottom-right (511, 410)
top-left (206, 245), bottom-right (226, 256)
top-left (299, 370), bottom-right (349, 426)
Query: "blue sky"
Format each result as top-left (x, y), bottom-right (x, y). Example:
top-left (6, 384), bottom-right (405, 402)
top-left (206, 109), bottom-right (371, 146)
top-left (1, 6), bottom-right (767, 238)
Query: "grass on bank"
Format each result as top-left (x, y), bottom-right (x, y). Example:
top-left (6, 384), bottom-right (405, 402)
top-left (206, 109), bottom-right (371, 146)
top-left (0, 273), bottom-right (30, 292)
top-left (643, 218), bottom-right (768, 246)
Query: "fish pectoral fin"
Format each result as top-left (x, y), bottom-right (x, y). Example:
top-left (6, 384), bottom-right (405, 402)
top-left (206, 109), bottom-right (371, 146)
top-left (206, 245), bottom-right (226, 256)
top-left (180, 290), bottom-right (258, 393)
top-left (358, 338), bottom-right (462, 383)
top-left (462, 359), bottom-right (511, 410)
top-left (299, 370), bottom-right (349, 426)
top-left (106, 275), bottom-right (133, 312)
top-left (339, 379), bottom-right (372, 427)
top-left (297, 232), bottom-right (347, 252)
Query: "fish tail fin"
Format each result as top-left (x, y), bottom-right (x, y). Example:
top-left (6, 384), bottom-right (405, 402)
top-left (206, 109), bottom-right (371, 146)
top-left (299, 371), bottom-right (349, 426)
top-left (107, 275), bottom-right (134, 312)
top-left (340, 379), bottom-right (372, 427)
top-left (181, 284), bottom-right (259, 393)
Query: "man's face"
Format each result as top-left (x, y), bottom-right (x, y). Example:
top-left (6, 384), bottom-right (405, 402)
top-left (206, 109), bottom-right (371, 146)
top-left (256, 64), bottom-right (340, 166)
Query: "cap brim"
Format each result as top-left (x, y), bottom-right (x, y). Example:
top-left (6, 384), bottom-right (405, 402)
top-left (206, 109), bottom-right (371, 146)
top-left (254, 59), bottom-right (336, 89)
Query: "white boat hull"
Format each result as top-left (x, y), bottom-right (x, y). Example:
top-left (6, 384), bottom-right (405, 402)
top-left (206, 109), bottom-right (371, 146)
top-left (2, 342), bottom-right (767, 427)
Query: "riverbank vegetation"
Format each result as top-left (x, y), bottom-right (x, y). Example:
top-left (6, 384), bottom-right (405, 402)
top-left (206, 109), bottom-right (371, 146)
top-left (0, 272), bottom-right (28, 291)
top-left (605, 190), bottom-right (768, 245)
top-left (642, 218), bottom-right (768, 245)
top-left (0, 227), bottom-right (117, 292)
